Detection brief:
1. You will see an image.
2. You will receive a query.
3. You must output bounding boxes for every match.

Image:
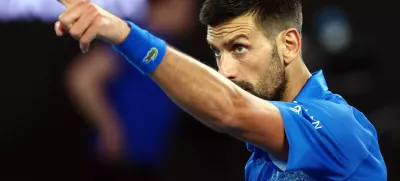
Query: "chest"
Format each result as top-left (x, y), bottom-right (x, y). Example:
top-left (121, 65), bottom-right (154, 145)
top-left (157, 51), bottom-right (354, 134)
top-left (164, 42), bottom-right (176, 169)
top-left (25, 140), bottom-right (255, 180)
top-left (245, 153), bottom-right (315, 181)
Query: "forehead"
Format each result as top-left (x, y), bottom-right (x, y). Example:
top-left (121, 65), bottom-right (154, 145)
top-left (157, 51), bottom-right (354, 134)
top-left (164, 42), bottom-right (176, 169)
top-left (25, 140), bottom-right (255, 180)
top-left (206, 15), bottom-right (258, 43)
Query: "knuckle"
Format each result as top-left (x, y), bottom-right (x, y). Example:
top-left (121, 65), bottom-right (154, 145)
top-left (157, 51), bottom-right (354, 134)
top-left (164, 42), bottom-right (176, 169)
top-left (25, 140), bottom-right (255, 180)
top-left (59, 17), bottom-right (70, 27)
top-left (93, 15), bottom-right (102, 26)
top-left (59, 16), bottom-right (67, 24)
top-left (87, 3), bottom-right (96, 11)
top-left (88, 9), bottom-right (98, 20)
top-left (85, 1), bottom-right (94, 7)
top-left (69, 29), bottom-right (81, 39)
top-left (79, 1), bottom-right (91, 7)
top-left (92, 8), bottom-right (101, 18)
top-left (83, 2), bottom-right (96, 14)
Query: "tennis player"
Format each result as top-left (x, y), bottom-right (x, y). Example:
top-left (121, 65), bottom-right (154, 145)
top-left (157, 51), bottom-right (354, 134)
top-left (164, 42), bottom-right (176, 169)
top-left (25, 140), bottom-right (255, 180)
top-left (55, 0), bottom-right (387, 180)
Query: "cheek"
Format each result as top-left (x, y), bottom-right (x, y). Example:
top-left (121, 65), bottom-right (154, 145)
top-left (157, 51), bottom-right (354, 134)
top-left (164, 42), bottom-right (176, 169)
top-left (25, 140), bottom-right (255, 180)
top-left (239, 51), bottom-right (271, 84)
top-left (248, 49), bottom-right (271, 72)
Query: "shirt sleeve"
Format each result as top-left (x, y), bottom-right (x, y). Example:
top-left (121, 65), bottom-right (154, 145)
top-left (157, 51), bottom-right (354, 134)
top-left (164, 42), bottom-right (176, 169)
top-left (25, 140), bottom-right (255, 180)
top-left (270, 100), bottom-right (376, 180)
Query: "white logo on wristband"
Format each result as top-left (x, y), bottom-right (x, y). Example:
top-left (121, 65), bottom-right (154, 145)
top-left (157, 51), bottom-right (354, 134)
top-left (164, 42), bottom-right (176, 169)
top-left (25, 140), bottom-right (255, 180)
top-left (143, 47), bottom-right (159, 64)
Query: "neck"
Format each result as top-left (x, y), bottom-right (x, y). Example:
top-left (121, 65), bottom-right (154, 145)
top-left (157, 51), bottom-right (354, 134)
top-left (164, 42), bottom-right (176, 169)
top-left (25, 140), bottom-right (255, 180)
top-left (281, 58), bottom-right (312, 102)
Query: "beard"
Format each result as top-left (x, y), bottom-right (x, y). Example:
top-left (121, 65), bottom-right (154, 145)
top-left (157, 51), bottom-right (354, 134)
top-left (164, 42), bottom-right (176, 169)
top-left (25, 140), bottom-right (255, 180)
top-left (232, 46), bottom-right (287, 101)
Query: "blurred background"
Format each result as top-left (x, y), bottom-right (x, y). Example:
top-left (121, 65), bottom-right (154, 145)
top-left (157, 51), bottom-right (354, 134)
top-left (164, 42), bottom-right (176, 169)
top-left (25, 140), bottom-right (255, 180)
top-left (0, 0), bottom-right (398, 180)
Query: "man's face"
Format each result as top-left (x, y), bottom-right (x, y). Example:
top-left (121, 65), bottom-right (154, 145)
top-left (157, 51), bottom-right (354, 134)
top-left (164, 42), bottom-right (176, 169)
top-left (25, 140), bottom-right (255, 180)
top-left (207, 15), bottom-right (287, 100)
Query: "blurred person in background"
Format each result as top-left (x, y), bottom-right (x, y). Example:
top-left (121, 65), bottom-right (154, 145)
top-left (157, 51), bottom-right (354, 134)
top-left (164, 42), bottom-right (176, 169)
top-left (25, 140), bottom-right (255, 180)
top-left (65, 0), bottom-right (197, 180)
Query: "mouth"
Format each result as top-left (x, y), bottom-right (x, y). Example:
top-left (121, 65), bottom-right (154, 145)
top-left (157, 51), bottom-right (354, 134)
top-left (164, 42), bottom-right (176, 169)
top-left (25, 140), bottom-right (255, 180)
top-left (232, 80), bottom-right (253, 93)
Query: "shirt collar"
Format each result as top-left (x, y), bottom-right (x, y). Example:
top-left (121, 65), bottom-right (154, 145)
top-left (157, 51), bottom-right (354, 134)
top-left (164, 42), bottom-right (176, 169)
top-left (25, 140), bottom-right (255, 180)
top-left (293, 70), bottom-right (328, 101)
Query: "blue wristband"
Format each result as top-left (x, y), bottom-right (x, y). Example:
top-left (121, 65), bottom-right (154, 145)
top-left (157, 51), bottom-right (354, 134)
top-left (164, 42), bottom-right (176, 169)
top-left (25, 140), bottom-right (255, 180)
top-left (112, 21), bottom-right (167, 75)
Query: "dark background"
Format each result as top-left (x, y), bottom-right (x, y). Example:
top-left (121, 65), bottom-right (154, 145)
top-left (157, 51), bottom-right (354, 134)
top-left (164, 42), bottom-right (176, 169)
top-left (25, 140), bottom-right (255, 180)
top-left (0, 0), bottom-right (398, 180)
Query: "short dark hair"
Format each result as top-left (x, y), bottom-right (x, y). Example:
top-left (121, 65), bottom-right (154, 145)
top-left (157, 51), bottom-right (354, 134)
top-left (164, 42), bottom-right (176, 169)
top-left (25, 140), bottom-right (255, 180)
top-left (199, 0), bottom-right (303, 39)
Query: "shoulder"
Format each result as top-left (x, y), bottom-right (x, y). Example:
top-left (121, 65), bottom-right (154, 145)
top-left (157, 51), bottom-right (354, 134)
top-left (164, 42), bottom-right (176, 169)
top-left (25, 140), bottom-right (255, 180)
top-left (273, 96), bottom-right (376, 140)
top-left (270, 96), bottom-right (381, 176)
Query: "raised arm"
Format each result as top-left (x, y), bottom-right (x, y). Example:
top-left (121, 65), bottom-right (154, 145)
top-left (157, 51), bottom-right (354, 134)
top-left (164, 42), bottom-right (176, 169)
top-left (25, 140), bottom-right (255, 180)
top-left (56, 0), bottom-right (287, 159)
top-left (150, 47), bottom-right (287, 158)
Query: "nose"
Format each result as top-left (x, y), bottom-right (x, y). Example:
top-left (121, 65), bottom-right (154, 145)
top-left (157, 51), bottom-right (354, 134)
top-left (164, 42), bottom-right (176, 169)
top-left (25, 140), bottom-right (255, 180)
top-left (218, 55), bottom-right (237, 80)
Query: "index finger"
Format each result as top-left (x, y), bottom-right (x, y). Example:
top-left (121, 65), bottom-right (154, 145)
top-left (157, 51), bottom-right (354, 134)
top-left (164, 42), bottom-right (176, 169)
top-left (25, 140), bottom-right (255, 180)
top-left (57, 0), bottom-right (82, 8)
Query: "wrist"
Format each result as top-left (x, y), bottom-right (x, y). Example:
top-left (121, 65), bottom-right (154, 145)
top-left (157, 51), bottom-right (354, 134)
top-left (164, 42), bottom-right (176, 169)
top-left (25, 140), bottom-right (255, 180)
top-left (115, 21), bottom-right (131, 45)
top-left (112, 21), bottom-right (167, 75)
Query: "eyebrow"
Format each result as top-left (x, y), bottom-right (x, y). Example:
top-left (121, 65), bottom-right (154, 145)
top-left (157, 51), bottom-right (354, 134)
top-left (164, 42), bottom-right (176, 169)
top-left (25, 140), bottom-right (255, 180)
top-left (225, 34), bottom-right (249, 46)
top-left (208, 33), bottom-right (249, 50)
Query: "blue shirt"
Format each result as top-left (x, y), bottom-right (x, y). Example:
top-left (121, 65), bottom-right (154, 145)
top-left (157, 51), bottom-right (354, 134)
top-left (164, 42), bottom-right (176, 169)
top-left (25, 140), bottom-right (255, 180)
top-left (245, 70), bottom-right (387, 181)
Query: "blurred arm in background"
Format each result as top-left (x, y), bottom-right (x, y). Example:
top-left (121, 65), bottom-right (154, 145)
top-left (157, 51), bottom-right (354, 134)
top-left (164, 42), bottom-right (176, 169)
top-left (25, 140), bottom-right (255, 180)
top-left (66, 43), bottom-right (125, 161)
top-left (64, 0), bottom-right (198, 164)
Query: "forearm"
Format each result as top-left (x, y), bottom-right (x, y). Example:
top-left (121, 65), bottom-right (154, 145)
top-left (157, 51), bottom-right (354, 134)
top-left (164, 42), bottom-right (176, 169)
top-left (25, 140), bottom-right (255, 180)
top-left (69, 82), bottom-right (121, 131)
top-left (112, 21), bottom-right (251, 132)
top-left (74, 86), bottom-right (119, 126)
top-left (66, 48), bottom-right (122, 131)
top-left (150, 47), bottom-right (246, 131)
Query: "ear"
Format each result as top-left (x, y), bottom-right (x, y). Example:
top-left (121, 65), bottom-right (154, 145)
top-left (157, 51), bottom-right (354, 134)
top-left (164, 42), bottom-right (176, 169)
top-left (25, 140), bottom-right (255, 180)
top-left (280, 28), bottom-right (301, 64)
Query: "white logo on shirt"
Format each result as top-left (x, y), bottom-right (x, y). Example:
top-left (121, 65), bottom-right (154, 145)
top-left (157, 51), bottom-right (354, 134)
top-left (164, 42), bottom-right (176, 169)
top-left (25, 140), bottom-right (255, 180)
top-left (310, 116), bottom-right (322, 129)
top-left (290, 105), bottom-right (302, 114)
top-left (291, 105), bottom-right (323, 130)
top-left (312, 120), bottom-right (322, 129)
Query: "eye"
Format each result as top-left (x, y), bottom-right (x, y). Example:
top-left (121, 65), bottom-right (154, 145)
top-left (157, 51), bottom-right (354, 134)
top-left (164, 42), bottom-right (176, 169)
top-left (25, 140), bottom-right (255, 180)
top-left (214, 49), bottom-right (222, 57)
top-left (234, 45), bottom-right (248, 54)
top-left (210, 46), bottom-right (222, 57)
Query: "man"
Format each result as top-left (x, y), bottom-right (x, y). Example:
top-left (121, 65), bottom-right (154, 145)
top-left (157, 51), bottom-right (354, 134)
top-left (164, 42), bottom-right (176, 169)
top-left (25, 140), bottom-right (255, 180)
top-left (55, 0), bottom-right (387, 180)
